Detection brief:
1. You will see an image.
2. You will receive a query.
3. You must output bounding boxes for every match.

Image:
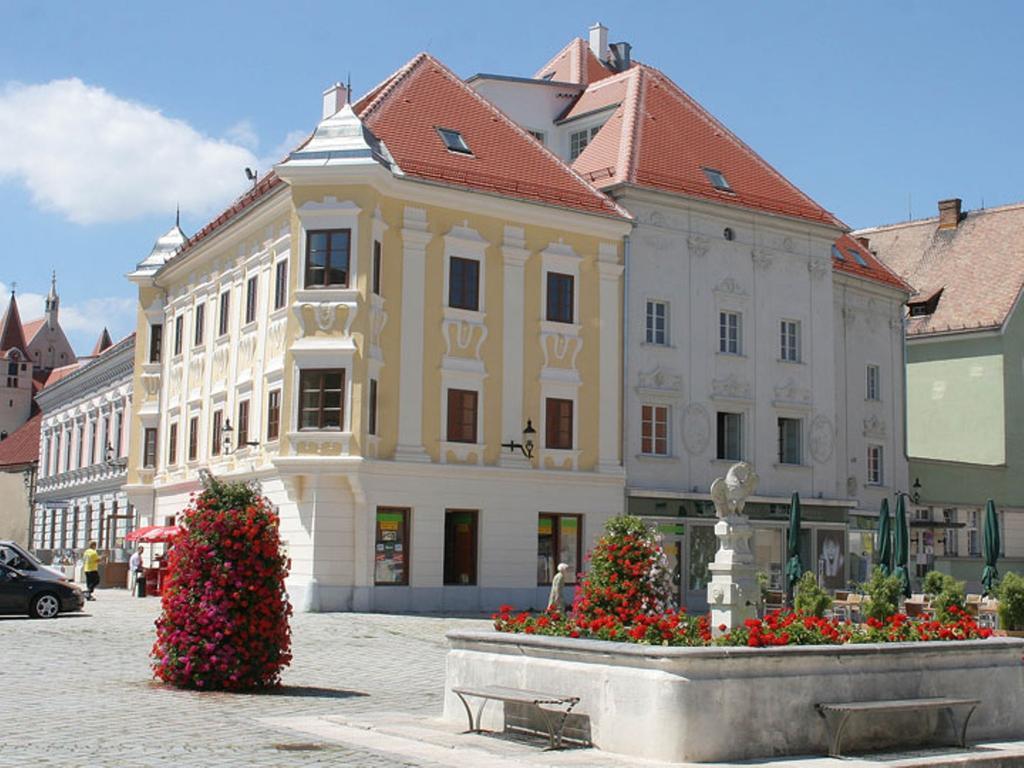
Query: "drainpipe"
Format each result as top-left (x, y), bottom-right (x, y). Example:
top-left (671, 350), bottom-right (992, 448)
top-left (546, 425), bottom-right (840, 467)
top-left (621, 232), bottom-right (632, 516)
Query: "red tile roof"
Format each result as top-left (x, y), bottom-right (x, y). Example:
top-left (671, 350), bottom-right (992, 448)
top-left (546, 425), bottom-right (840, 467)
top-left (0, 412), bottom-right (41, 467)
top-left (41, 362), bottom-right (81, 389)
top-left (173, 172), bottom-right (286, 260)
top-left (534, 38), bottom-right (615, 86)
top-left (356, 53), bottom-right (626, 219)
top-left (568, 64), bottom-right (841, 227)
top-left (22, 318), bottom-right (44, 343)
top-left (856, 201), bottom-right (1024, 336)
top-left (832, 233), bottom-right (912, 293)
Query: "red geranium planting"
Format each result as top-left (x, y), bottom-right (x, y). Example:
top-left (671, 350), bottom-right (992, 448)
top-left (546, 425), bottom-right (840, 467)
top-left (152, 476), bottom-right (292, 690)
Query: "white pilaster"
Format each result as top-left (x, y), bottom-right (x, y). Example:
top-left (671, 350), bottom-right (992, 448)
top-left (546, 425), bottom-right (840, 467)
top-left (394, 206), bottom-right (431, 462)
top-left (500, 226), bottom-right (531, 468)
top-left (598, 243), bottom-right (624, 474)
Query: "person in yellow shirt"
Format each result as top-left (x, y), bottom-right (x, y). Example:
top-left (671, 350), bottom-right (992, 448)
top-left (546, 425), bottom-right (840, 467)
top-left (82, 541), bottom-right (104, 601)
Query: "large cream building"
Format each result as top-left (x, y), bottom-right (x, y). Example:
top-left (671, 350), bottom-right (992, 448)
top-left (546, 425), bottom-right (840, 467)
top-left (125, 55), bottom-right (631, 612)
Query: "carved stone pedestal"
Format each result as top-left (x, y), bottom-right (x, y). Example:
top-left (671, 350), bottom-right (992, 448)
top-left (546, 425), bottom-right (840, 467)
top-left (705, 461), bottom-right (760, 637)
top-left (707, 514), bottom-right (758, 637)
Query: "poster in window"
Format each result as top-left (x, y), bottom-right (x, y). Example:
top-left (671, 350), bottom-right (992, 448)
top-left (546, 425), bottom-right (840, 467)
top-left (559, 516), bottom-right (580, 583)
top-left (816, 529), bottom-right (846, 591)
top-left (375, 510), bottom-right (408, 584)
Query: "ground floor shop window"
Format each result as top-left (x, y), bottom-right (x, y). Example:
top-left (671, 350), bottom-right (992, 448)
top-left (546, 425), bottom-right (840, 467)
top-left (537, 513), bottom-right (581, 586)
top-left (443, 509), bottom-right (478, 585)
top-left (816, 528), bottom-right (847, 591)
top-left (374, 508), bottom-right (409, 585)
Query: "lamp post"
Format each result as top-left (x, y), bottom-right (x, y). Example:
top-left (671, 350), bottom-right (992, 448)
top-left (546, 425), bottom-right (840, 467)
top-left (501, 420), bottom-right (536, 460)
top-left (22, 464), bottom-right (37, 550)
top-left (221, 419), bottom-right (259, 455)
top-left (895, 477), bottom-right (922, 506)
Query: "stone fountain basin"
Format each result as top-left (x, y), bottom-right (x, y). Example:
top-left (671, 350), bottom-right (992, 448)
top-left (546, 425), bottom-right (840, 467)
top-left (444, 630), bottom-right (1024, 763)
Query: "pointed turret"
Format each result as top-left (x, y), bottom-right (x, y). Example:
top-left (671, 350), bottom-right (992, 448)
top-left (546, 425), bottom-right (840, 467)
top-left (276, 83), bottom-right (396, 175)
top-left (91, 327), bottom-right (113, 356)
top-left (130, 218), bottom-right (188, 279)
top-left (44, 271), bottom-right (59, 330)
top-left (0, 290), bottom-right (27, 355)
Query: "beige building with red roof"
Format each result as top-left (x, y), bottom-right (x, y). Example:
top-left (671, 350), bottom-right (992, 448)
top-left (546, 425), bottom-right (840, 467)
top-left (474, 23), bottom-right (911, 605)
top-left (856, 198), bottom-right (1024, 588)
top-left (125, 54), bottom-right (632, 612)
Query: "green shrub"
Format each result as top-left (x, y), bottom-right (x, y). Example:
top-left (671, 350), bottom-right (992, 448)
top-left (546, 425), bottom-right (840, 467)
top-left (794, 571), bottom-right (831, 617)
top-left (862, 566), bottom-right (903, 621)
top-left (929, 574), bottom-right (966, 622)
top-left (997, 571), bottom-right (1024, 631)
top-left (922, 570), bottom-right (946, 597)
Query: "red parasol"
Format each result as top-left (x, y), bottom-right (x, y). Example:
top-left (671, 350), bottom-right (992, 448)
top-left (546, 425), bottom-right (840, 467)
top-left (126, 525), bottom-right (182, 544)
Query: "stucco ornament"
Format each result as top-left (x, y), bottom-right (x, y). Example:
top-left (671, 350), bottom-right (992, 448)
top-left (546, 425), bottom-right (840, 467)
top-left (707, 461), bottom-right (760, 636)
top-left (681, 403), bottom-right (711, 455)
top-left (809, 413), bottom-right (835, 463)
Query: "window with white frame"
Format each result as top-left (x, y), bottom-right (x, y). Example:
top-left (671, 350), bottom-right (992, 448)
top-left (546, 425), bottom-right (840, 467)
top-left (942, 508), bottom-right (959, 556)
top-left (967, 509), bottom-right (980, 556)
top-left (866, 364), bottom-right (880, 401)
top-left (641, 404), bottom-right (669, 456)
top-left (569, 129), bottom-right (589, 160)
top-left (716, 411), bottom-right (743, 460)
top-left (867, 444), bottom-right (883, 485)
top-left (780, 320), bottom-right (800, 362)
top-left (777, 417), bottom-right (802, 465)
top-left (719, 311), bottom-right (741, 354)
top-left (646, 300), bottom-right (668, 345)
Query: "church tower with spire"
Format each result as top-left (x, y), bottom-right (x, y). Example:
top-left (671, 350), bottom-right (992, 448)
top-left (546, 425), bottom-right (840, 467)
top-left (0, 289), bottom-right (33, 439)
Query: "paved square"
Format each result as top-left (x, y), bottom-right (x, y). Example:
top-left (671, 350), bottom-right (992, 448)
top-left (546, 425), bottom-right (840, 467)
top-left (0, 589), bottom-right (488, 767)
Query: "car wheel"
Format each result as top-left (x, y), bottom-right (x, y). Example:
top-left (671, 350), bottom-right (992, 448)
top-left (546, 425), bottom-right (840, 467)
top-left (30, 593), bottom-right (60, 619)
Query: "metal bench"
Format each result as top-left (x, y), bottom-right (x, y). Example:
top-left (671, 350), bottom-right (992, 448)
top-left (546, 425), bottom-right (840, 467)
top-left (452, 685), bottom-right (580, 749)
top-left (816, 697), bottom-right (980, 758)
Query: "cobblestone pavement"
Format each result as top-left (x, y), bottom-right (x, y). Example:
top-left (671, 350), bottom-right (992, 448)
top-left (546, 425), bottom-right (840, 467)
top-left (0, 589), bottom-right (490, 767)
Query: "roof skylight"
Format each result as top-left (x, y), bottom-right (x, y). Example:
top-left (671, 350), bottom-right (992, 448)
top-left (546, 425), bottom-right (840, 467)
top-left (702, 167), bottom-right (732, 192)
top-left (846, 247), bottom-right (869, 267)
top-left (831, 245), bottom-right (845, 262)
top-left (436, 127), bottom-right (472, 155)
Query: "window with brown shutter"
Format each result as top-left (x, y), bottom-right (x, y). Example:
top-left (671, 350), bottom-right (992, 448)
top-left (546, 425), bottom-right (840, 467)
top-left (446, 389), bottom-right (477, 443)
top-left (237, 400), bottom-right (250, 447)
top-left (545, 398), bottom-right (573, 449)
top-left (211, 411), bottom-right (223, 456)
top-left (188, 416), bottom-right (198, 461)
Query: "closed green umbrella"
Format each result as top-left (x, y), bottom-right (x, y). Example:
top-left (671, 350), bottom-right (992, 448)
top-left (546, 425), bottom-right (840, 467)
top-left (876, 498), bottom-right (892, 577)
top-left (981, 499), bottom-right (1000, 596)
top-left (892, 495), bottom-right (912, 598)
top-left (785, 492), bottom-right (803, 606)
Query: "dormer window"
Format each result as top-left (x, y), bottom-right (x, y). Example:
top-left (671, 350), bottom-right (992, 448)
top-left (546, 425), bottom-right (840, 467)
top-left (907, 287), bottom-right (943, 318)
top-left (831, 245), bottom-right (845, 262)
top-left (437, 127), bottom-right (472, 155)
top-left (702, 167), bottom-right (732, 192)
top-left (846, 247), bottom-right (869, 267)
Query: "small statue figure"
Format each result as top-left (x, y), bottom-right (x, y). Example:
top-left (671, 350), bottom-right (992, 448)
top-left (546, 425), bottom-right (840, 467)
top-left (547, 562), bottom-right (570, 613)
top-left (709, 461), bottom-right (759, 518)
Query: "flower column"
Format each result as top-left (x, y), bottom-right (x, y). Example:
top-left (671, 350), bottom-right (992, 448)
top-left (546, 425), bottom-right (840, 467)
top-left (597, 243), bottom-right (624, 474)
top-left (394, 206), bottom-right (431, 462)
top-left (500, 226), bottom-right (530, 468)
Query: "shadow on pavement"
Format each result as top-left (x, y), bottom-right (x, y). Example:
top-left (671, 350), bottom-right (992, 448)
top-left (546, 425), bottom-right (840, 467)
top-left (265, 685), bottom-right (369, 700)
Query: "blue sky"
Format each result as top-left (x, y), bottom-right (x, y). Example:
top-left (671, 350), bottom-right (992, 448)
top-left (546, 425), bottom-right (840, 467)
top-left (1, 1), bottom-right (1021, 353)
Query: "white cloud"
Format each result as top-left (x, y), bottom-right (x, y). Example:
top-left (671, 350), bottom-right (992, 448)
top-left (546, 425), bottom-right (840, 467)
top-left (0, 79), bottom-right (260, 224)
top-left (225, 119), bottom-right (260, 151)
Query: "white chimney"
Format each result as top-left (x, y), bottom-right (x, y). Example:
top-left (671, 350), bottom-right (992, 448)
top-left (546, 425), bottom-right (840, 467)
top-left (589, 22), bottom-right (609, 62)
top-left (322, 82), bottom-right (347, 119)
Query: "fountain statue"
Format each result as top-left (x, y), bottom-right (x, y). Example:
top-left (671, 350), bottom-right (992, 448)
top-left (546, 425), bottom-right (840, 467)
top-left (707, 462), bottom-right (759, 636)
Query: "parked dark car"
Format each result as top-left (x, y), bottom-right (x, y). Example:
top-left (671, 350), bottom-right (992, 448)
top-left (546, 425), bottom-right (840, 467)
top-left (0, 562), bottom-right (85, 618)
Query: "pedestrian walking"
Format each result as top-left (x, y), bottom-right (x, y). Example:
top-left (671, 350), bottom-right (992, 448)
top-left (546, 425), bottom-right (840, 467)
top-left (129, 546), bottom-right (145, 597)
top-left (82, 541), bottom-right (103, 601)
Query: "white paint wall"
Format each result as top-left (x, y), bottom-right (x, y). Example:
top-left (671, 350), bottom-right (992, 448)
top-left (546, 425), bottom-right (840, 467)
top-left (622, 194), bottom-right (842, 501)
